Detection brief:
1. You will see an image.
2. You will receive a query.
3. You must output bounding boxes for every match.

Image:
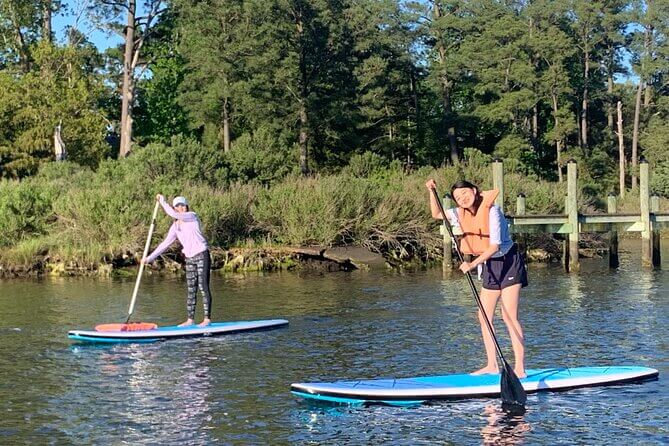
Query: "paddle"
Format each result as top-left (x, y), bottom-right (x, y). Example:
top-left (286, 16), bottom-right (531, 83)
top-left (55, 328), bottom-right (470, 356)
top-left (431, 187), bottom-right (527, 409)
top-left (125, 199), bottom-right (161, 324)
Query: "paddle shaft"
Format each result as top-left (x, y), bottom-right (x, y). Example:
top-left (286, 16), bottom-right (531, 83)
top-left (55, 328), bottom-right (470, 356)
top-left (431, 189), bottom-right (512, 368)
top-left (126, 200), bottom-right (161, 323)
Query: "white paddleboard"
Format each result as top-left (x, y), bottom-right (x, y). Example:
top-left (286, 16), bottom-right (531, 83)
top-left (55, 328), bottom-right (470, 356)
top-left (291, 366), bottom-right (659, 405)
top-left (68, 319), bottom-right (289, 343)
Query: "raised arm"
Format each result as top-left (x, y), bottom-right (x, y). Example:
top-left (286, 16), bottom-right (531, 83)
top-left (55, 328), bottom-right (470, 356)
top-left (425, 179), bottom-right (445, 219)
top-left (157, 195), bottom-right (198, 222)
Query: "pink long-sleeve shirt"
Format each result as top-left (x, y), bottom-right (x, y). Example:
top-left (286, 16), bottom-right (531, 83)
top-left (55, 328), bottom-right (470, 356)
top-left (145, 199), bottom-right (208, 262)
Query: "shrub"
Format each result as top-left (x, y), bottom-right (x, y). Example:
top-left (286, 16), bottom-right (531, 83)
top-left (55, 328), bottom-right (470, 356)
top-left (342, 151), bottom-right (388, 178)
top-left (0, 180), bottom-right (54, 246)
top-left (225, 125), bottom-right (297, 185)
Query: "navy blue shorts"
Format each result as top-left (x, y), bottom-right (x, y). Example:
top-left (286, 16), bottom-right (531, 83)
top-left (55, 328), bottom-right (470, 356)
top-left (481, 244), bottom-right (528, 290)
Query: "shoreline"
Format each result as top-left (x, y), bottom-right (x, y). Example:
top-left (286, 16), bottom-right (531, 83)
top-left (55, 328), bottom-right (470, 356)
top-left (0, 240), bottom-right (611, 279)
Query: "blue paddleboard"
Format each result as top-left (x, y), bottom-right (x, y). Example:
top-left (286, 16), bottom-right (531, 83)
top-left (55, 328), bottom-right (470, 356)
top-left (291, 366), bottom-right (659, 406)
top-left (68, 319), bottom-right (289, 343)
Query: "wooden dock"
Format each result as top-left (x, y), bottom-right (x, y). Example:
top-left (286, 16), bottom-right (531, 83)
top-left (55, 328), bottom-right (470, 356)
top-left (440, 159), bottom-right (667, 272)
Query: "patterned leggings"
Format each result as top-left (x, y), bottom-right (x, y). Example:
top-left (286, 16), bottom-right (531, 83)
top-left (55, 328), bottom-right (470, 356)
top-left (185, 250), bottom-right (212, 319)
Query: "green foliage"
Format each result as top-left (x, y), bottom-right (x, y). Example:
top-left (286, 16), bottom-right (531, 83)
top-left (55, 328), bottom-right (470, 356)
top-left (493, 134), bottom-right (541, 175)
top-left (124, 136), bottom-right (229, 188)
top-left (342, 151), bottom-right (389, 178)
top-left (641, 96), bottom-right (669, 196)
top-left (0, 179), bottom-right (54, 246)
top-left (135, 52), bottom-right (192, 144)
top-left (0, 42), bottom-right (109, 178)
top-left (225, 126), bottom-right (297, 185)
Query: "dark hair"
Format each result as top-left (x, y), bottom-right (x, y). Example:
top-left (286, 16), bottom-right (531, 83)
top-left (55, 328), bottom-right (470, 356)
top-left (450, 180), bottom-right (480, 198)
top-left (450, 180), bottom-right (482, 211)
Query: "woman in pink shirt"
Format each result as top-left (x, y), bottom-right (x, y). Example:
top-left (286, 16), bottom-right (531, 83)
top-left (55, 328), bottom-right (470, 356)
top-left (142, 194), bottom-right (212, 327)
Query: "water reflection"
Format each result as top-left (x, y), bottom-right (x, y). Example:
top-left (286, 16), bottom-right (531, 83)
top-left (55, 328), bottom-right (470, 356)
top-left (480, 403), bottom-right (531, 445)
top-left (65, 344), bottom-right (214, 444)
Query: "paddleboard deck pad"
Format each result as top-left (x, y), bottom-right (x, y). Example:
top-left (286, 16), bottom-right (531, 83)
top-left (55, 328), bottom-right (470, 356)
top-left (68, 319), bottom-right (288, 343)
top-left (291, 366), bottom-right (659, 406)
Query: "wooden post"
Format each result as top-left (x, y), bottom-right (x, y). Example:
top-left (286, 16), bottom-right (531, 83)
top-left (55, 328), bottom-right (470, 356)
top-left (563, 194), bottom-right (569, 271)
top-left (492, 158), bottom-right (504, 213)
top-left (442, 194), bottom-right (453, 271)
top-left (640, 159), bottom-right (651, 267)
top-left (516, 193), bottom-right (526, 215)
top-left (608, 193), bottom-right (619, 268)
top-left (516, 193), bottom-right (527, 256)
top-left (567, 160), bottom-right (579, 272)
top-left (651, 194), bottom-right (661, 268)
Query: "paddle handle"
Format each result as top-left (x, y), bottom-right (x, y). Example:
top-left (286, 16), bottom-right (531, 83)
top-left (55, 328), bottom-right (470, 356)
top-left (126, 200), bottom-right (161, 321)
top-left (431, 188), bottom-right (507, 362)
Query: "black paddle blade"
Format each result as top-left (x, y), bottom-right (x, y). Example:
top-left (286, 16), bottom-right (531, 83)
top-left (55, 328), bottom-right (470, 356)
top-left (500, 361), bottom-right (527, 409)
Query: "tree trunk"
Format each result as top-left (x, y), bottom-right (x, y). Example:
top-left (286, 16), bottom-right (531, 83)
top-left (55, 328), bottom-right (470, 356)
top-left (607, 73), bottom-right (614, 130)
top-left (551, 93), bottom-right (563, 183)
top-left (222, 98), bottom-right (231, 153)
top-left (643, 26), bottom-right (653, 108)
top-left (631, 80), bottom-right (643, 190)
top-left (616, 101), bottom-right (625, 198)
top-left (409, 70), bottom-right (419, 166)
top-left (433, 4), bottom-right (458, 163)
top-left (54, 123), bottom-right (67, 161)
top-left (532, 103), bottom-right (539, 150)
top-left (581, 45), bottom-right (589, 150)
top-left (298, 99), bottom-right (309, 175)
top-left (441, 77), bottom-right (458, 164)
top-left (119, 0), bottom-right (136, 158)
top-left (42, 0), bottom-right (52, 43)
top-left (385, 104), bottom-right (393, 143)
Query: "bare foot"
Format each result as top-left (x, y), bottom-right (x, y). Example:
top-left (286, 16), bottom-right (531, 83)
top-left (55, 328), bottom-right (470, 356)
top-left (514, 369), bottom-right (527, 379)
top-left (470, 366), bottom-right (499, 375)
top-left (178, 319), bottom-right (194, 327)
top-left (198, 318), bottom-right (211, 327)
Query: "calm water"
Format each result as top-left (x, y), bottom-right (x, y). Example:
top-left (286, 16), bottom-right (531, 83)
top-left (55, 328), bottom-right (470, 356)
top-left (1, 245), bottom-right (667, 445)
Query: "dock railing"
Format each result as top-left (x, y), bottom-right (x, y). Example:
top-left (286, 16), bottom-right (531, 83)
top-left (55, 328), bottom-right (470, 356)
top-left (440, 159), bottom-right (667, 272)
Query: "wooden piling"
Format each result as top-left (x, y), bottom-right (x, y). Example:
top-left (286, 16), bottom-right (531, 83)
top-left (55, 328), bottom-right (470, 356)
top-left (608, 193), bottom-right (619, 268)
top-left (566, 160), bottom-right (579, 272)
top-left (442, 194), bottom-right (453, 271)
top-left (639, 159), bottom-right (651, 267)
top-left (651, 194), bottom-right (661, 268)
top-left (562, 194), bottom-right (569, 271)
top-left (435, 158), bottom-right (667, 274)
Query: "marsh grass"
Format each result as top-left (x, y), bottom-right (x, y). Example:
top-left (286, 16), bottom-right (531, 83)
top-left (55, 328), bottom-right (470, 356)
top-left (2, 148), bottom-right (665, 270)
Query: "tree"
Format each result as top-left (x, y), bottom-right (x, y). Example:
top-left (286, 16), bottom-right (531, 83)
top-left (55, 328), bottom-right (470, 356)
top-left (423, 0), bottom-right (470, 163)
top-left (238, 0), bottom-right (356, 175)
top-left (0, 42), bottom-right (109, 177)
top-left (133, 8), bottom-right (191, 144)
top-left (458, 1), bottom-right (537, 162)
top-left (89, 0), bottom-right (167, 158)
top-left (629, 0), bottom-right (669, 189)
top-left (568, 0), bottom-right (606, 151)
top-left (599, 0), bottom-right (628, 131)
top-left (0, 0), bottom-right (40, 72)
top-left (527, 0), bottom-right (577, 181)
top-left (348, 0), bottom-right (423, 164)
top-left (172, 0), bottom-right (250, 153)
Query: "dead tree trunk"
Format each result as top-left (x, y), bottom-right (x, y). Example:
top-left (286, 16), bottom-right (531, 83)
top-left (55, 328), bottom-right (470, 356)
top-left (616, 101), bottom-right (625, 198)
top-left (119, 0), bottom-right (136, 158)
top-left (631, 80), bottom-right (643, 190)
